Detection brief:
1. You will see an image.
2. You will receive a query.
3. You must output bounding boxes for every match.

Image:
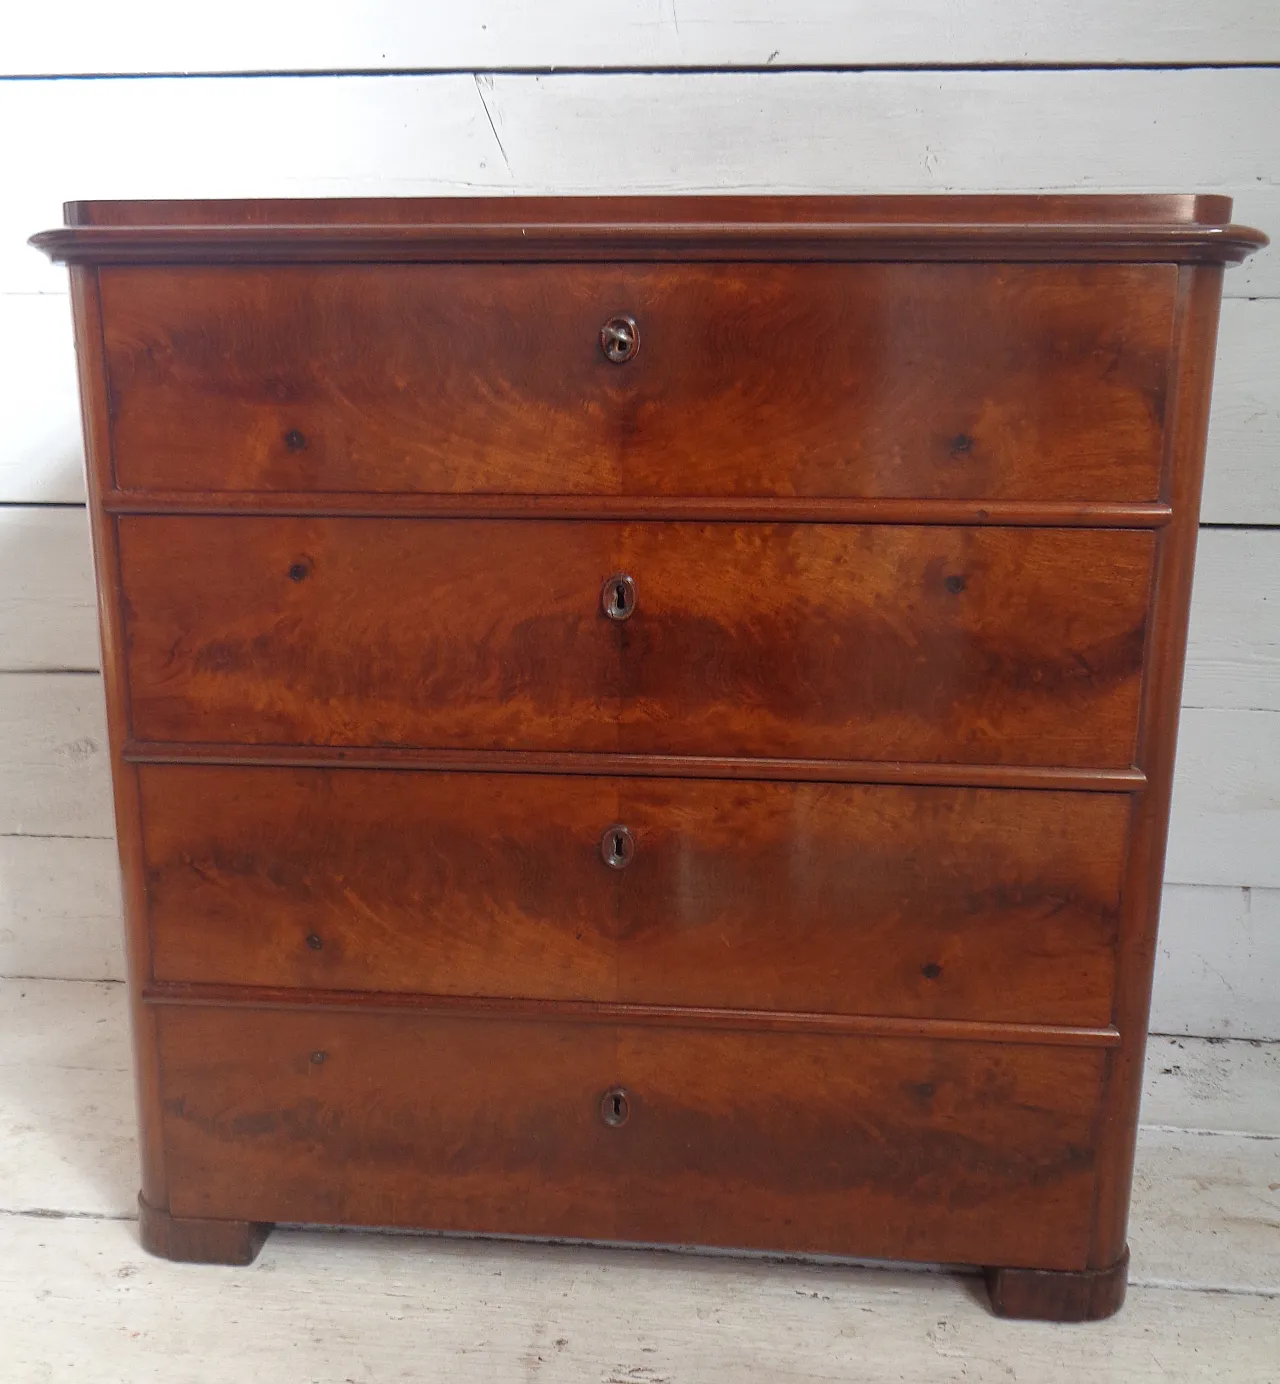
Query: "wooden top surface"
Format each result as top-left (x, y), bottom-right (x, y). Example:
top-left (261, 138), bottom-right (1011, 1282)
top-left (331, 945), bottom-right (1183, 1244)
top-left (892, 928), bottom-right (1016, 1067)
top-left (31, 194), bottom-right (1267, 265)
top-left (57, 193), bottom-right (1241, 227)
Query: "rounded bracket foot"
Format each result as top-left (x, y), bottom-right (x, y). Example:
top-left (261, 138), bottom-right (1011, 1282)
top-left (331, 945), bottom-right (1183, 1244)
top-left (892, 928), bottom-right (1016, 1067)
top-left (138, 1193), bottom-right (271, 1265)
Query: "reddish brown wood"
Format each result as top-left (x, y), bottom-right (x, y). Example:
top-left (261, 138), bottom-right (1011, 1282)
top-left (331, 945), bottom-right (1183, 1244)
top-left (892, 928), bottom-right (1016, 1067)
top-left (142, 982), bottom-right (1120, 1047)
top-left (123, 741), bottom-right (1148, 791)
top-left (61, 192), bottom-right (1240, 228)
top-left (985, 1247), bottom-right (1129, 1321)
top-left (101, 491), bottom-right (1175, 527)
top-left (140, 766), bottom-right (1129, 1025)
top-left (1089, 266), bottom-right (1229, 1274)
top-left (30, 220), bottom-right (1267, 266)
top-left (155, 1005), bottom-right (1106, 1271)
top-left (138, 1193), bottom-right (270, 1265)
top-left (67, 268), bottom-right (171, 1217)
top-left (35, 195), bottom-right (1264, 1319)
top-left (118, 517), bottom-right (1154, 767)
top-left (98, 263), bottom-right (1174, 500)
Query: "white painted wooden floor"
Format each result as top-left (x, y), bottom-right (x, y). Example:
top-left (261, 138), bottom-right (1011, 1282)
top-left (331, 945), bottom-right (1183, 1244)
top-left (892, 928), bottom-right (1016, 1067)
top-left (0, 980), bottom-right (1276, 1382)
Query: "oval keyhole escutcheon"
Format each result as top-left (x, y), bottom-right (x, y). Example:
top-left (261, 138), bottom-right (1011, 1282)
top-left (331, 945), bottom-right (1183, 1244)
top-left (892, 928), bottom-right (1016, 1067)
top-left (601, 1087), bottom-right (631, 1127)
top-left (601, 573), bottom-right (636, 622)
top-left (600, 314), bottom-right (639, 363)
top-left (600, 824), bottom-right (635, 869)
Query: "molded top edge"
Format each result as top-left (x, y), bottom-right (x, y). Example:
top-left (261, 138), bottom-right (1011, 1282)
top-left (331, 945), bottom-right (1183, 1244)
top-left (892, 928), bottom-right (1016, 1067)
top-left (30, 219), bottom-right (1268, 267)
top-left (60, 193), bottom-right (1235, 228)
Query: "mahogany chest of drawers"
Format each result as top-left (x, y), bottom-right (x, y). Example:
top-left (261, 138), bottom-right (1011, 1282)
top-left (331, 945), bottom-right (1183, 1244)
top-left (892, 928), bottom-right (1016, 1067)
top-left (34, 195), bottom-right (1265, 1321)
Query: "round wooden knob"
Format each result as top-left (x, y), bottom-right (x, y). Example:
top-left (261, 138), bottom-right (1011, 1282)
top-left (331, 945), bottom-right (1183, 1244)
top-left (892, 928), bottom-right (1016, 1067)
top-left (600, 825), bottom-right (636, 869)
top-left (601, 573), bottom-right (636, 622)
top-left (600, 314), bottom-right (639, 363)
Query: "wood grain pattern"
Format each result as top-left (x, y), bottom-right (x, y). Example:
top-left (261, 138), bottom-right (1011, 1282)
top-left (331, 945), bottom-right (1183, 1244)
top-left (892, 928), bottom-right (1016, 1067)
top-left (98, 262), bottom-right (1176, 500)
top-left (118, 517), bottom-right (1154, 767)
top-left (1091, 265), bottom-right (1224, 1273)
top-left (122, 741), bottom-right (1147, 791)
top-left (139, 765), bottom-right (1130, 1025)
top-left (38, 223), bottom-right (1266, 267)
top-left (143, 984), bottom-right (1120, 1047)
top-left (70, 193), bottom-right (1239, 227)
top-left (35, 193), bottom-right (1260, 1318)
top-left (100, 491), bottom-right (1178, 527)
top-left (986, 1248), bottom-right (1129, 1321)
top-left (69, 265), bottom-right (170, 1215)
top-left (155, 1004), bottom-right (1106, 1271)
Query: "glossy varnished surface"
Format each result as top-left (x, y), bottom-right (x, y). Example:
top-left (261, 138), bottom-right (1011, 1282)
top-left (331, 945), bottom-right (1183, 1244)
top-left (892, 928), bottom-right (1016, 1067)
top-left (63, 193), bottom-right (1242, 227)
top-left (156, 1006), bottom-right (1105, 1271)
top-left (37, 194), bottom-right (1264, 1318)
top-left (100, 264), bottom-right (1175, 500)
top-left (119, 517), bottom-right (1154, 766)
top-left (140, 766), bottom-right (1129, 1024)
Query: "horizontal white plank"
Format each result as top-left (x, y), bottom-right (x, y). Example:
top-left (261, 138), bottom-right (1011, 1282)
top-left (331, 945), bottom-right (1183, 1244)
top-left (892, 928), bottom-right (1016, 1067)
top-left (1202, 298), bottom-right (1280, 526)
top-left (3, 289), bottom-right (1278, 521)
top-left (5, 70), bottom-right (1277, 296)
top-left (0, 838), bottom-right (123, 981)
top-left (0, 674), bottom-right (112, 838)
top-left (6, 0), bottom-right (1280, 73)
top-left (1183, 527), bottom-right (1280, 711)
top-left (0, 293), bottom-right (84, 504)
top-left (1142, 1032), bottom-right (1280, 1135)
top-left (1131, 1128), bottom-right (1280, 1294)
top-left (1151, 887), bottom-right (1280, 1042)
top-left (0, 507), bottom-right (97, 670)
top-left (0, 979), bottom-right (133, 1217)
top-left (1167, 708), bottom-right (1280, 889)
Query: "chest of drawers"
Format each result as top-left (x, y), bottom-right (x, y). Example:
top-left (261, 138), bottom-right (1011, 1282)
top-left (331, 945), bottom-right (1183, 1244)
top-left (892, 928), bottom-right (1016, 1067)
top-left (34, 194), bottom-right (1265, 1321)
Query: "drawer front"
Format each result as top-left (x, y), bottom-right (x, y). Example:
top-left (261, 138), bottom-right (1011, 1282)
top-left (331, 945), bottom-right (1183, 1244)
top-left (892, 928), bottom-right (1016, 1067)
top-left (120, 518), bottom-right (1153, 767)
top-left (101, 263), bottom-right (1174, 500)
top-left (143, 766), bottom-right (1127, 1025)
top-left (157, 1006), bottom-right (1103, 1269)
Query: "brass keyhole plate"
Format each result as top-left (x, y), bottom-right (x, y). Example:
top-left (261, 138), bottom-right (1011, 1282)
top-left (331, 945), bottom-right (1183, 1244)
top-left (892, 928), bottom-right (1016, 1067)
top-left (600, 824), bottom-right (636, 869)
top-left (601, 1086), bottom-right (631, 1127)
top-left (601, 572), bottom-right (636, 621)
top-left (600, 314), bottom-right (639, 363)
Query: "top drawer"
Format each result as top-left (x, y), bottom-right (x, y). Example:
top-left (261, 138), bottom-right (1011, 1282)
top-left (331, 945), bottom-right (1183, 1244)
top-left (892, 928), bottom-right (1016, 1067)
top-left (100, 263), bottom-right (1175, 500)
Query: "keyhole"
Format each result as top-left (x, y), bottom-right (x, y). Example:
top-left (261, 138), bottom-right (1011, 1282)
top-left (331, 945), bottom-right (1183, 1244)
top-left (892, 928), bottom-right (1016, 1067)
top-left (600, 1087), bottom-right (630, 1127)
top-left (601, 573), bottom-right (636, 621)
top-left (600, 824), bottom-right (635, 869)
top-left (600, 314), bottom-right (639, 363)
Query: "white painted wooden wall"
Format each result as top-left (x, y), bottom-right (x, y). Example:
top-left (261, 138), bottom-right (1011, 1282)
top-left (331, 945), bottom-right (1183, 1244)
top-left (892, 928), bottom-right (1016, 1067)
top-left (1, 5), bottom-right (1277, 1038)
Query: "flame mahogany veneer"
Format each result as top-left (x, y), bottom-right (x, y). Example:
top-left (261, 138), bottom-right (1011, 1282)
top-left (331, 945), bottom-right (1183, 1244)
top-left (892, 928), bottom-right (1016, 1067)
top-left (34, 194), bottom-right (1265, 1322)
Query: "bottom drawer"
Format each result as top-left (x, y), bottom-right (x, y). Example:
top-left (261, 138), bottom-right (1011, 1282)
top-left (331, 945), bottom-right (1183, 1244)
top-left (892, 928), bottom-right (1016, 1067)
top-left (156, 1006), bottom-right (1105, 1270)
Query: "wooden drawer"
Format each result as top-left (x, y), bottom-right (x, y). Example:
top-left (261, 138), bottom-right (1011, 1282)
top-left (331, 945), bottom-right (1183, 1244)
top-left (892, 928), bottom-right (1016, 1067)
top-left (141, 766), bottom-right (1129, 1025)
top-left (119, 517), bottom-right (1153, 767)
top-left (101, 263), bottom-right (1175, 501)
top-left (156, 1005), bottom-right (1104, 1270)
